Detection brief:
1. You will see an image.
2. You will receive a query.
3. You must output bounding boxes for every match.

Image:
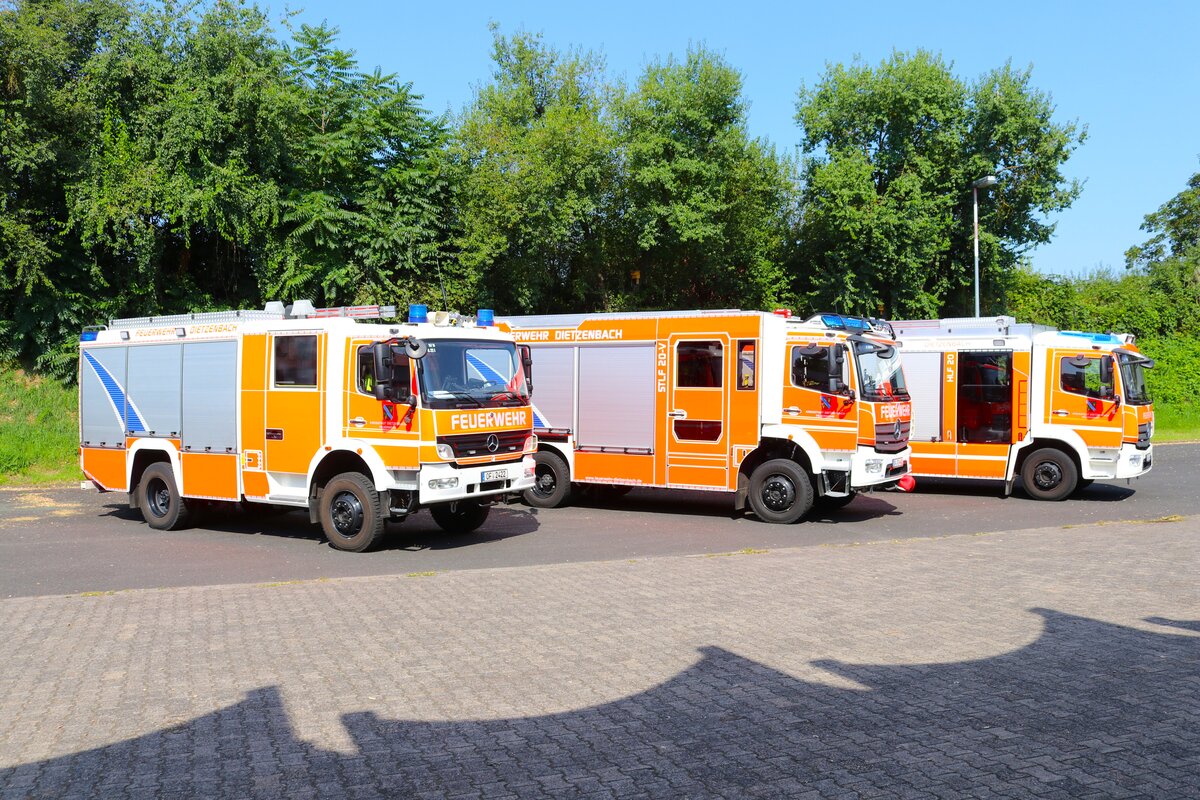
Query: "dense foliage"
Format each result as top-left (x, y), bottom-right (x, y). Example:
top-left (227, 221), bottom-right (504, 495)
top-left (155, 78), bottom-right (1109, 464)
top-left (1, 0), bottom-right (1196, 406)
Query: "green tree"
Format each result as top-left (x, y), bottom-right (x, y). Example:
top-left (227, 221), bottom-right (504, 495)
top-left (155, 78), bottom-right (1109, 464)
top-left (617, 45), bottom-right (792, 310)
top-left (271, 23), bottom-right (459, 310)
top-left (454, 26), bottom-right (618, 313)
top-left (1123, 168), bottom-right (1200, 337)
top-left (792, 51), bottom-right (1085, 318)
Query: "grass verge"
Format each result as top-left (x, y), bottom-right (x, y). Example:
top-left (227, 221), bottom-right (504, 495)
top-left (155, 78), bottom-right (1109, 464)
top-left (0, 367), bottom-right (81, 486)
top-left (1153, 405), bottom-right (1200, 442)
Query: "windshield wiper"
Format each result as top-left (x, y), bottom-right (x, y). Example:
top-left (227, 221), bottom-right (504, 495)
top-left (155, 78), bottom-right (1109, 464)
top-left (486, 389), bottom-right (528, 405)
top-left (439, 390), bottom-right (484, 407)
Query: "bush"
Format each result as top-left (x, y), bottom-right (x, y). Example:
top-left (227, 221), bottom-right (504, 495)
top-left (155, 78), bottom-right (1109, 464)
top-left (0, 367), bottom-right (81, 485)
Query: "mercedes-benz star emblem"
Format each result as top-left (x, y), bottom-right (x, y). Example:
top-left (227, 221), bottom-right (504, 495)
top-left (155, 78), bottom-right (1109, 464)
top-left (486, 434), bottom-right (500, 453)
top-left (893, 421), bottom-right (902, 440)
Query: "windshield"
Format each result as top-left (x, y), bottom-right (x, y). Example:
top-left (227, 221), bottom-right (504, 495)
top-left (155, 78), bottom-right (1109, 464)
top-left (854, 341), bottom-right (909, 401)
top-left (1117, 353), bottom-right (1152, 405)
top-left (417, 339), bottom-right (530, 410)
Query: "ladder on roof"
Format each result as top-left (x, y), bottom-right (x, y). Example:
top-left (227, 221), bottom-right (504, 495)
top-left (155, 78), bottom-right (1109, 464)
top-left (106, 302), bottom-right (398, 330)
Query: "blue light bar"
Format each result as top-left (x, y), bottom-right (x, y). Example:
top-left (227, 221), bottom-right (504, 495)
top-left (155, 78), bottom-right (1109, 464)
top-left (79, 330), bottom-right (98, 342)
top-left (408, 304), bottom-right (428, 323)
top-left (476, 308), bottom-right (494, 327)
top-left (1061, 330), bottom-right (1121, 345)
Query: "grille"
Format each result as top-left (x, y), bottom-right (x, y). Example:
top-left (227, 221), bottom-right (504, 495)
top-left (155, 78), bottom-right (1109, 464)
top-left (1137, 422), bottom-right (1151, 450)
top-left (874, 420), bottom-right (911, 453)
top-left (438, 430), bottom-right (527, 459)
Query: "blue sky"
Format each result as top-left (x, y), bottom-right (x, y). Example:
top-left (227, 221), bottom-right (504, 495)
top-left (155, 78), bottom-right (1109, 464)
top-left (273, 0), bottom-right (1199, 277)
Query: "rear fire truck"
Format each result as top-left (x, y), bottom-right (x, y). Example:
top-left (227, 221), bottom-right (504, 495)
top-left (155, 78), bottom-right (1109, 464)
top-left (78, 302), bottom-right (536, 551)
top-left (498, 310), bottom-right (913, 523)
top-left (892, 316), bottom-right (1155, 500)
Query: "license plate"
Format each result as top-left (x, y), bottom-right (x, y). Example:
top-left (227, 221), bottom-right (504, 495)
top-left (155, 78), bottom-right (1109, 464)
top-left (891, 457), bottom-right (907, 469)
top-left (482, 469), bottom-right (507, 482)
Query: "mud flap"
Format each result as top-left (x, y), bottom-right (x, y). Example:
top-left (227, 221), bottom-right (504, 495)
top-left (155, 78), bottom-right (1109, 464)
top-left (734, 471), bottom-right (749, 513)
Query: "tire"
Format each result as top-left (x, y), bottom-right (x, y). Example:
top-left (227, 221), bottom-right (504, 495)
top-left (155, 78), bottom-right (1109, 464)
top-left (1020, 448), bottom-right (1078, 501)
top-left (523, 450), bottom-right (572, 509)
top-left (319, 472), bottom-right (387, 552)
top-left (816, 490), bottom-right (857, 510)
top-left (747, 458), bottom-right (814, 524)
top-left (430, 500), bottom-right (490, 534)
top-left (137, 462), bottom-right (192, 531)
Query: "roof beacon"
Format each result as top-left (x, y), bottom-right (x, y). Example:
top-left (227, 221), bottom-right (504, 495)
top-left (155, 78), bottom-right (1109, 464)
top-left (408, 304), bottom-right (428, 324)
top-left (476, 309), bottom-right (495, 327)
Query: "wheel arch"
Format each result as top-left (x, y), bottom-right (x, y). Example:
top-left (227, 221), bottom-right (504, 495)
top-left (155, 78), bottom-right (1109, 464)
top-left (735, 435), bottom-right (815, 511)
top-left (126, 441), bottom-right (179, 507)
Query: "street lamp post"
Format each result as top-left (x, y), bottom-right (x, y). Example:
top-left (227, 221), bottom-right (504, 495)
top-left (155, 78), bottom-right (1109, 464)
top-left (972, 175), bottom-right (998, 317)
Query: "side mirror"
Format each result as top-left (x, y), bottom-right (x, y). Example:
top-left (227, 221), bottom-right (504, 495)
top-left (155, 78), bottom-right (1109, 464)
top-left (373, 382), bottom-right (395, 402)
top-left (829, 344), bottom-right (845, 373)
top-left (878, 345), bottom-right (896, 360)
top-left (1099, 354), bottom-right (1114, 386)
top-left (371, 342), bottom-right (393, 383)
top-left (405, 337), bottom-right (428, 359)
top-left (518, 344), bottom-right (533, 393)
top-left (844, 387), bottom-right (856, 405)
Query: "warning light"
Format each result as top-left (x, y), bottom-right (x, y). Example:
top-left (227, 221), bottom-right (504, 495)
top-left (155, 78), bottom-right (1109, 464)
top-left (408, 304), bottom-right (428, 323)
top-left (476, 309), bottom-right (495, 327)
top-left (773, 308), bottom-right (792, 317)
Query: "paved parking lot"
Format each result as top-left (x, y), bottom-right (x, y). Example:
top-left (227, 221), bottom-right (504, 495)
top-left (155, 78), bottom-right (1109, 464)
top-left (1, 503), bottom-right (1198, 797)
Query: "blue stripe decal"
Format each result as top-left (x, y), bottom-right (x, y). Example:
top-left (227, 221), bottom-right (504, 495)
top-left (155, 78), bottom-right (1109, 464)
top-left (83, 350), bottom-right (147, 433)
top-left (465, 352), bottom-right (551, 429)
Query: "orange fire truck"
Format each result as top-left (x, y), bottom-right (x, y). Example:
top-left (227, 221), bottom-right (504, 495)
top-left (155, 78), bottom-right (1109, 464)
top-left (498, 310), bottom-right (914, 523)
top-left (78, 302), bottom-right (536, 551)
top-left (892, 316), bottom-right (1155, 500)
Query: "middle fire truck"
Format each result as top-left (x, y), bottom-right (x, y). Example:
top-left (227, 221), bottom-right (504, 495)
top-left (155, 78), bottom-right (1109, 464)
top-left (498, 310), bottom-right (914, 523)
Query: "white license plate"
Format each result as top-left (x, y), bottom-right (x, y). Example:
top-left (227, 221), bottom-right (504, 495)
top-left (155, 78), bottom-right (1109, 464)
top-left (891, 458), bottom-right (907, 469)
top-left (481, 469), bottom-right (507, 482)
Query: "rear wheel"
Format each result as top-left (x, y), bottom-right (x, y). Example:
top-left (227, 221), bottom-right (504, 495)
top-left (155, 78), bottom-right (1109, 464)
top-left (430, 500), bottom-right (490, 534)
top-left (137, 462), bottom-right (192, 531)
top-left (747, 459), bottom-right (814, 524)
top-left (523, 450), bottom-right (572, 508)
top-left (1020, 448), bottom-right (1078, 501)
top-left (319, 472), bottom-right (386, 552)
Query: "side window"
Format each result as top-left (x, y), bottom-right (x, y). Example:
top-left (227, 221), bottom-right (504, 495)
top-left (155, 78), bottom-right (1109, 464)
top-left (676, 341), bottom-right (723, 388)
top-left (274, 335), bottom-right (317, 387)
top-left (356, 345), bottom-right (410, 396)
top-left (791, 345), bottom-right (831, 390)
top-left (736, 340), bottom-right (756, 390)
top-left (1060, 356), bottom-right (1105, 398)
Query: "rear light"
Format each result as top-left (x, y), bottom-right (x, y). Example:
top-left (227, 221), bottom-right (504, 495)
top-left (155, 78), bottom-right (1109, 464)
top-left (772, 308), bottom-right (792, 317)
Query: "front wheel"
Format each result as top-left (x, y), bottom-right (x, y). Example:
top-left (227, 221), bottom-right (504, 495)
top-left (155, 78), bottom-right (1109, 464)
top-left (1020, 448), bottom-right (1078, 501)
top-left (523, 450), bottom-right (572, 508)
top-left (747, 459), bottom-right (814, 524)
top-left (319, 472), bottom-right (386, 552)
top-left (430, 501), bottom-right (490, 534)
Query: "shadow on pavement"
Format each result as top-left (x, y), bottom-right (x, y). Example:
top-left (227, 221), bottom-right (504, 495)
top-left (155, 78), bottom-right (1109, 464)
top-left (97, 500), bottom-right (541, 551)
top-left (4, 609), bottom-right (1196, 797)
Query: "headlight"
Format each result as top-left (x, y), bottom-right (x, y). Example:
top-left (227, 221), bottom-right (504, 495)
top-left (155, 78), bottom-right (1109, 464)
top-left (865, 459), bottom-right (883, 474)
top-left (428, 477), bottom-right (459, 489)
top-left (435, 443), bottom-right (453, 460)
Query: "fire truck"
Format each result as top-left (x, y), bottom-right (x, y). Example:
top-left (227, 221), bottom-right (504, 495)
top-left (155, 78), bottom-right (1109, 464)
top-left (497, 310), bottom-right (914, 523)
top-left (78, 302), bottom-right (537, 551)
top-left (892, 316), bottom-right (1155, 500)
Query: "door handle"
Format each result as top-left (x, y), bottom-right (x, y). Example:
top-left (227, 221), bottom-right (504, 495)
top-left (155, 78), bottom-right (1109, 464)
top-left (1052, 410), bottom-right (1069, 417)
top-left (350, 416), bottom-right (367, 427)
top-left (785, 406), bottom-right (801, 415)
top-left (667, 410), bottom-right (687, 418)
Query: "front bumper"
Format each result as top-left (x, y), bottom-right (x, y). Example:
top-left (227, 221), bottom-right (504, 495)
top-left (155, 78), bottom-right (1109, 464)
top-left (849, 445), bottom-right (912, 488)
top-left (1114, 443), bottom-right (1153, 479)
top-left (418, 457), bottom-right (536, 505)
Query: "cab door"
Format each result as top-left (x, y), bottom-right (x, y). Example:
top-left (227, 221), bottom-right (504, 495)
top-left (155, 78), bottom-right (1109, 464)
top-left (264, 332), bottom-right (325, 477)
top-left (1047, 350), bottom-right (1122, 449)
top-left (666, 334), bottom-right (729, 487)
